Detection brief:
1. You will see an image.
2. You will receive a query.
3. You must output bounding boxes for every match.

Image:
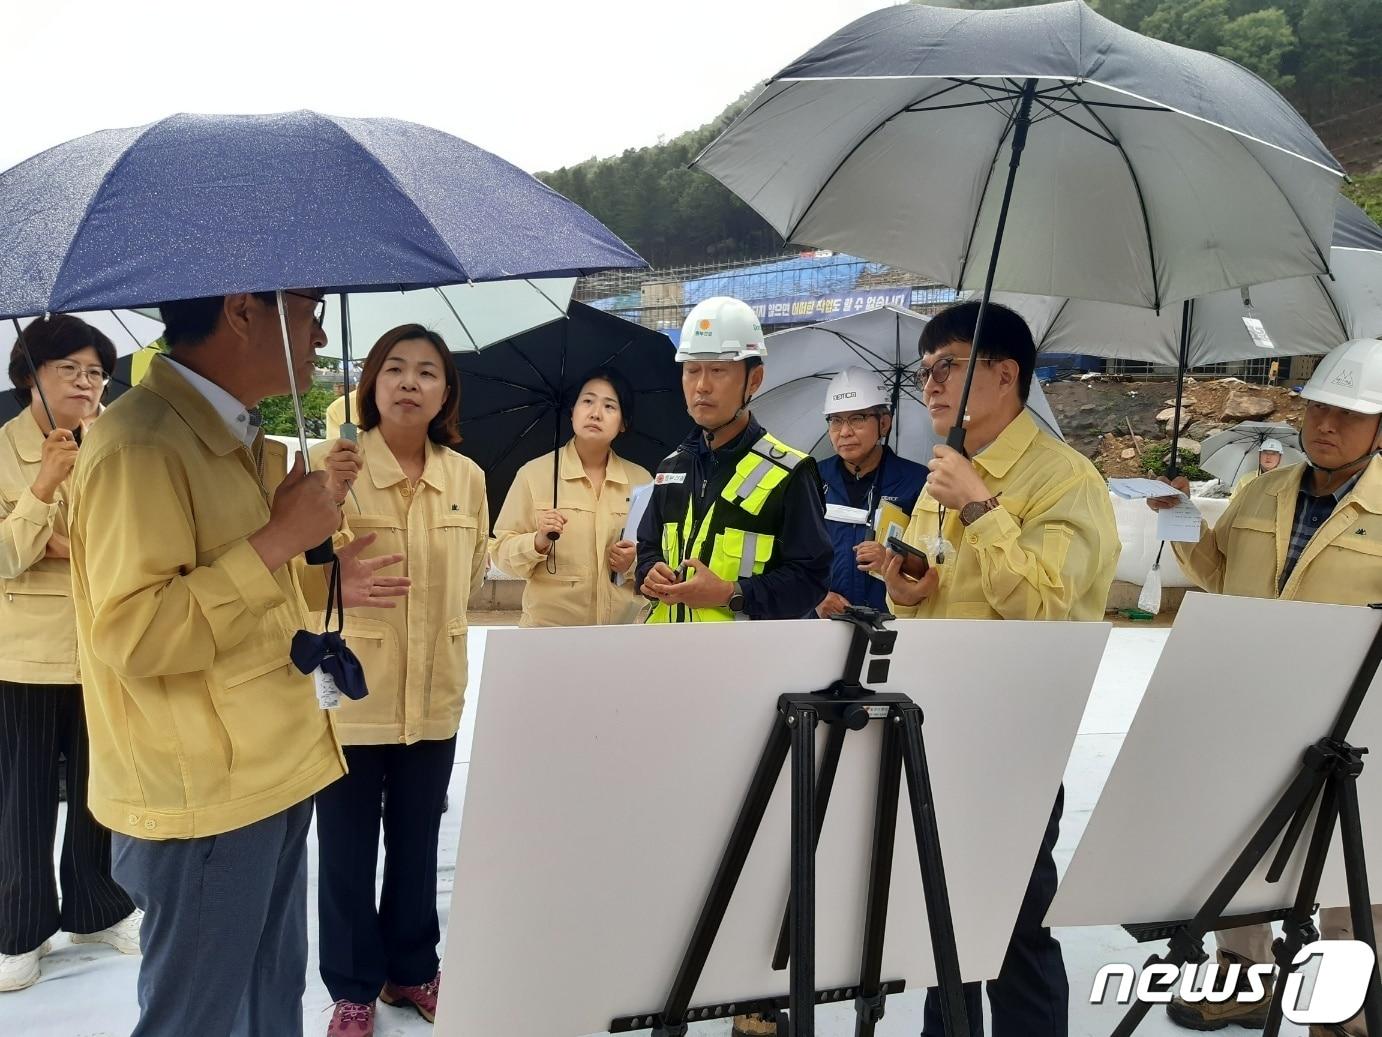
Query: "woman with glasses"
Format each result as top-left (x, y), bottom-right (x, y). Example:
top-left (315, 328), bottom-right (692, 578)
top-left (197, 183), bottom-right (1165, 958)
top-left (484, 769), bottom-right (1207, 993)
top-left (493, 366), bottom-right (652, 627)
top-left (0, 316), bottom-right (140, 993)
top-left (815, 367), bottom-right (928, 617)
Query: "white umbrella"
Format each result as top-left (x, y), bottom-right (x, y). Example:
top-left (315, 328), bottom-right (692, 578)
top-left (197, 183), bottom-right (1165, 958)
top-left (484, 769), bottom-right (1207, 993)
top-left (1, 309), bottom-right (163, 390)
top-left (751, 305), bottom-right (1062, 465)
top-left (1199, 421), bottom-right (1305, 487)
top-left (316, 277), bottom-right (575, 360)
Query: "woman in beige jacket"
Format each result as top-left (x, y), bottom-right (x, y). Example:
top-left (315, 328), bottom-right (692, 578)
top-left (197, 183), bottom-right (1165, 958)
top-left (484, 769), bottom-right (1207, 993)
top-left (310, 324), bottom-right (487, 1034)
top-left (0, 317), bottom-right (138, 992)
top-left (494, 367), bottom-right (652, 626)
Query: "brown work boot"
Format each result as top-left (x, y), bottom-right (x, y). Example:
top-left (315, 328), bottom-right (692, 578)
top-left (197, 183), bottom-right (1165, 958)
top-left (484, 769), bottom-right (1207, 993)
top-left (1165, 951), bottom-right (1272, 1031)
top-left (731, 1012), bottom-right (779, 1036)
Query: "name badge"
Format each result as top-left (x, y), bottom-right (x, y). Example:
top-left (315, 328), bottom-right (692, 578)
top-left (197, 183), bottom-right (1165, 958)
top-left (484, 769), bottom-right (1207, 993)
top-left (655, 472), bottom-right (687, 485)
top-left (825, 503), bottom-right (870, 525)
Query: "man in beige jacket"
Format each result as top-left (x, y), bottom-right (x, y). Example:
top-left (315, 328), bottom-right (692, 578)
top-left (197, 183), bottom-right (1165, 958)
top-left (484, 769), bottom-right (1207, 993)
top-left (1150, 338), bottom-right (1382, 1037)
top-left (69, 290), bottom-right (407, 1037)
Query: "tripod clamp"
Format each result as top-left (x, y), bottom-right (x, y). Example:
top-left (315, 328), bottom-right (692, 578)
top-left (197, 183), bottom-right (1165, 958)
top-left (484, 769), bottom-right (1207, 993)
top-left (825, 606), bottom-right (897, 699)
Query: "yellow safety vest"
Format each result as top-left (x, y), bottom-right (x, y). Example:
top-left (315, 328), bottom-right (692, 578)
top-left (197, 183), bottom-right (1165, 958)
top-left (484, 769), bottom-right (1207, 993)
top-left (647, 432), bottom-right (808, 623)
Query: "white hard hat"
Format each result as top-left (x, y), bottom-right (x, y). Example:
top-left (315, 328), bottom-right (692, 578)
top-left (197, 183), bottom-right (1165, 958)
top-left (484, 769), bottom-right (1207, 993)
top-left (1301, 339), bottom-right (1382, 416)
top-left (1260, 438), bottom-right (1284, 454)
top-left (676, 297), bottom-right (766, 363)
top-left (823, 367), bottom-right (891, 415)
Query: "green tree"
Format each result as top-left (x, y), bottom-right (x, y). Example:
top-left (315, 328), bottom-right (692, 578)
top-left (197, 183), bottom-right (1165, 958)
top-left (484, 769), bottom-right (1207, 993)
top-left (1297, 0), bottom-right (1357, 115)
top-left (1140, 0), bottom-right (1230, 51)
top-left (258, 383), bottom-right (336, 439)
top-left (1219, 8), bottom-right (1296, 89)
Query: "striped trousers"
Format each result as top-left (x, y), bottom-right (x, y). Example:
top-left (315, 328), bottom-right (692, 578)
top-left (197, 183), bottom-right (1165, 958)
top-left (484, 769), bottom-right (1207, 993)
top-left (0, 680), bottom-right (134, 954)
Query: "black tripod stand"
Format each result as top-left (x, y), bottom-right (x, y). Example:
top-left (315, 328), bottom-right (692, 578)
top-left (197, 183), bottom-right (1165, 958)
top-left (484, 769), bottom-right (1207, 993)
top-left (1113, 607), bottom-right (1382, 1037)
top-left (609, 607), bottom-right (971, 1037)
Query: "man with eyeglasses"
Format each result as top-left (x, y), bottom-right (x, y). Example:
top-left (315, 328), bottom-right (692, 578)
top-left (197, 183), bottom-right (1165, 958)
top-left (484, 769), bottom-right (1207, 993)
top-left (816, 367), bottom-right (928, 617)
top-left (879, 301), bottom-right (1120, 1037)
top-left (67, 289), bottom-right (410, 1037)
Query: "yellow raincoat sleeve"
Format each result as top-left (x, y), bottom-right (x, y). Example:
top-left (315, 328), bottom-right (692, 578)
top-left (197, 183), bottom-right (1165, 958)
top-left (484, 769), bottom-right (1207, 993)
top-left (471, 483), bottom-right (491, 600)
top-left (77, 444), bottom-right (288, 678)
top-left (492, 470), bottom-right (546, 579)
top-left (0, 488), bottom-right (60, 579)
top-left (1170, 493), bottom-right (1241, 595)
top-left (965, 469), bottom-right (1117, 621)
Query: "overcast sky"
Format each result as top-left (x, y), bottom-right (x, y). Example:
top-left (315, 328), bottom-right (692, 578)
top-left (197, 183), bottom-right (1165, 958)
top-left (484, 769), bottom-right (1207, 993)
top-left (4, 0), bottom-right (893, 174)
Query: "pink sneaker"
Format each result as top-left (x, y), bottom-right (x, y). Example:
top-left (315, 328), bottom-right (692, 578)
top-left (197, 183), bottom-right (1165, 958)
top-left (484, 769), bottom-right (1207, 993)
top-left (380, 972), bottom-right (440, 1023)
top-left (326, 999), bottom-right (375, 1036)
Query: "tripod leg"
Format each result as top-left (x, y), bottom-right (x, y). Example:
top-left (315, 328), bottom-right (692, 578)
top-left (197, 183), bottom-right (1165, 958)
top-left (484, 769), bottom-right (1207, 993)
top-left (1111, 762), bottom-right (1327, 1037)
top-left (1335, 770), bottom-right (1382, 1037)
top-left (774, 723), bottom-right (847, 970)
top-left (656, 715), bottom-right (793, 1036)
top-left (853, 716), bottom-right (903, 1037)
top-left (896, 703), bottom-right (970, 1037)
top-left (789, 704), bottom-right (820, 1037)
top-left (1261, 779), bottom-right (1338, 1037)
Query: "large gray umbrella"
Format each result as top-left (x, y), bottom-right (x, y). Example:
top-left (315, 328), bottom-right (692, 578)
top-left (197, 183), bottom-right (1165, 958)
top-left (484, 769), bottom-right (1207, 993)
top-left (693, 1), bottom-right (1343, 455)
top-left (991, 196), bottom-right (1382, 368)
top-left (987, 196), bottom-right (1382, 468)
top-left (750, 305), bottom-right (1062, 465)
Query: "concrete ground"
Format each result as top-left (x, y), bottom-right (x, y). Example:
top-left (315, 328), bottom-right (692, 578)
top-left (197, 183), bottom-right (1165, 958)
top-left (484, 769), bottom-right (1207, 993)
top-left (7, 623), bottom-right (1307, 1037)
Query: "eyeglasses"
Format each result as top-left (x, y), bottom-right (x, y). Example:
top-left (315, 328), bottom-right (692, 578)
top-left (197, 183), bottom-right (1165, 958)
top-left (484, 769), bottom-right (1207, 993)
top-left (48, 360), bottom-right (110, 386)
top-left (283, 290), bottom-right (327, 325)
top-left (917, 354), bottom-right (986, 388)
top-left (825, 412), bottom-right (880, 431)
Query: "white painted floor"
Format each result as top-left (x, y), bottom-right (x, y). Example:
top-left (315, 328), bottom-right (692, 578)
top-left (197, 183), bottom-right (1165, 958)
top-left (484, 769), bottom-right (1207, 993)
top-left (6, 626), bottom-right (1307, 1036)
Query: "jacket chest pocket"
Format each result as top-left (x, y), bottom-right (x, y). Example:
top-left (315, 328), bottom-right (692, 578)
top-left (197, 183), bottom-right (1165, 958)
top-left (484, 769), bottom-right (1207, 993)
top-left (428, 511), bottom-right (478, 590)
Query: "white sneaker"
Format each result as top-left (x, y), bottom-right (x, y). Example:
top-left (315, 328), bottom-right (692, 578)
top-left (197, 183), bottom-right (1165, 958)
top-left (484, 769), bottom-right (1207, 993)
top-left (0, 940), bottom-right (51, 992)
top-left (69, 909), bottom-right (143, 955)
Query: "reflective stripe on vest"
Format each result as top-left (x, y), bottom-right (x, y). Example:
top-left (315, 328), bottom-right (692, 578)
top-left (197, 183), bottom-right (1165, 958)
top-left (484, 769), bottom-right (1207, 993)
top-left (645, 433), bottom-right (804, 623)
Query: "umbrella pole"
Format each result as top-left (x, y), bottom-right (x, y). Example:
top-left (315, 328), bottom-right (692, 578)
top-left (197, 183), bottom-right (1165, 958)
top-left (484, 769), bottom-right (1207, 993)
top-left (340, 293), bottom-right (356, 440)
top-left (891, 318), bottom-right (902, 450)
top-left (948, 78), bottom-right (1038, 456)
top-left (275, 291), bottom-right (315, 467)
top-left (11, 318), bottom-right (59, 435)
top-left (1168, 300), bottom-right (1193, 480)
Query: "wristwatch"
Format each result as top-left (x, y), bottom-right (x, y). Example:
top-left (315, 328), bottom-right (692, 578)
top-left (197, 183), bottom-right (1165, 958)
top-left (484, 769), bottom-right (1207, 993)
top-left (959, 497), bottom-right (1000, 527)
top-left (728, 581), bottom-right (746, 614)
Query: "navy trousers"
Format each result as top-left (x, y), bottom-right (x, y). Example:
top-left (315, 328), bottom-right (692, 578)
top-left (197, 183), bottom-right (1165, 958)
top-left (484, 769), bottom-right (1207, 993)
top-left (315, 736), bottom-right (455, 1005)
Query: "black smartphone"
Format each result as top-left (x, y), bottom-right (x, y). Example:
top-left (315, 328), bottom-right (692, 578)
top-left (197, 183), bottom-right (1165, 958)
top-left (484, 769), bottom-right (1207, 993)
top-left (886, 536), bottom-right (930, 579)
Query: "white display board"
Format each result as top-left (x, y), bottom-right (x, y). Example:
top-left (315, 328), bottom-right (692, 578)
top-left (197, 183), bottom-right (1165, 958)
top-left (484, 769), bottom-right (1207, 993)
top-left (438, 618), bottom-right (1110, 1037)
top-left (1050, 593), bottom-right (1382, 930)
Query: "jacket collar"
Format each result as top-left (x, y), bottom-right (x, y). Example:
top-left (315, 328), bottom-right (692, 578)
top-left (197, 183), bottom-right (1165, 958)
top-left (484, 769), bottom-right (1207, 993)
top-left (363, 426), bottom-right (445, 492)
top-left (140, 355), bottom-right (247, 458)
top-left (558, 437), bottom-right (632, 486)
top-left (1262, 457), bottom-right (1382, 513)
top-left (11, 407), bottom-right (47, 464)
top-left (970, 409), bottom-right (1040, 480)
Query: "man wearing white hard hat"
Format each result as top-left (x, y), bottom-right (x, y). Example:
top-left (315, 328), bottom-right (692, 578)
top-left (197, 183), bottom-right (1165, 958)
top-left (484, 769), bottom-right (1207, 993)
top-left (1150, 338), bottom-right (1382, 1036)
top-left (1232, 436), bottom-right (1286, 496)
top-left (817, 367), bottom-right (928, 617)
top-left (636, 296), bottom-right (830, 630)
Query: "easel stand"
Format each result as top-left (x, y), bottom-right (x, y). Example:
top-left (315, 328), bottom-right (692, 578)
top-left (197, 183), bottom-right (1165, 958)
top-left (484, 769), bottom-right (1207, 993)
top-left (1113, 608), bottom-right (1382, 1037)
top-left (611, 607), bottom-right (972, 1037)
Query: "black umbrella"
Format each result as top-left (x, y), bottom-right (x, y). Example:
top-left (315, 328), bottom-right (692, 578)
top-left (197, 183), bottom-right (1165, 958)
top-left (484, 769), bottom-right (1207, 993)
top-left (452, 301), bottom-right (690, 530)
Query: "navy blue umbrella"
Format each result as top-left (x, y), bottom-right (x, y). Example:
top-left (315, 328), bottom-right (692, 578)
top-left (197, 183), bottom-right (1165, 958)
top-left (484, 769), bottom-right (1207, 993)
top-left (0, 110), bottom-right (644, 318)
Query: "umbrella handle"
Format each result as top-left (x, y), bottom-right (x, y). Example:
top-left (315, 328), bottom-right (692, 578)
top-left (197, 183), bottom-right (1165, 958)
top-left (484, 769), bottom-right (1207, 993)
top-left (276, 291), bottom-right (334, 565)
